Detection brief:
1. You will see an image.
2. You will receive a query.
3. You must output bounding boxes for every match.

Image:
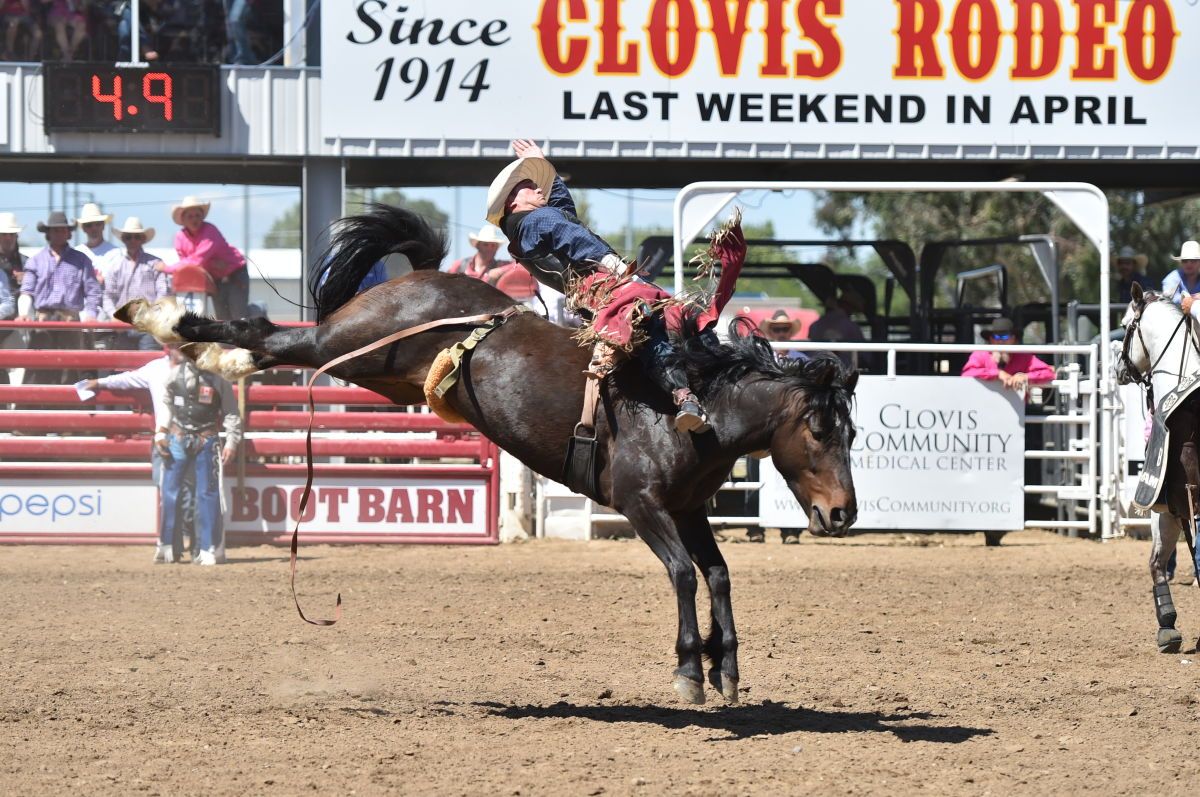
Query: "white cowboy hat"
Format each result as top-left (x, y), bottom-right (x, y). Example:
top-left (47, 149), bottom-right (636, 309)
top-left (76, 202), bottom-right (112, 225)
top-left (112, 216), bottom-right (155, 244)
top-left (171, 195), bottom-right (211, 226)
top-left (485, 157), bottom-right (556, 227)
top-left (468, 223), bottom-right (508, 246)
top-left (36, 211), bottom-right (74, 232)
top-left (1171, 241), bottom-right (1200, 261)
top-left (1115, 245), bottom-right (1148, 269)
top-left (0, 212), bottom-right (23, 234)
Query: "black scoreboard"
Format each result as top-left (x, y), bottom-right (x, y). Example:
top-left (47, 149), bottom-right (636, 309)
top-left (43, 62), bottom-right (221, 136)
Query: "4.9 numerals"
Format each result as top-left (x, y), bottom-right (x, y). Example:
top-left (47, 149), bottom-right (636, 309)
top-left (90, 73), bottom-right (174, 121)
top-left (373, 58), bottom-right (490, 103)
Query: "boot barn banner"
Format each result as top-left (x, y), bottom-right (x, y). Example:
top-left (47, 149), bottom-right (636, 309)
top-left (760, 376), bottom-right (1025, 530)
top-left (321, 0), bottom-right (1194, 148)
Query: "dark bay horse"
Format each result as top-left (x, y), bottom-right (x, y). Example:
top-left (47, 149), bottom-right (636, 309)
top-left (118, 206), bottom-right (859, 704)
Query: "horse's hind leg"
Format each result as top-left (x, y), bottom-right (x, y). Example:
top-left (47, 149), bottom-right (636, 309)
top-left (678, 509), bottom-right (740, 703)
top-left (1150, 512), bottom-right (1184, 654)
top-left (624, 501), bottom-right (706, 704)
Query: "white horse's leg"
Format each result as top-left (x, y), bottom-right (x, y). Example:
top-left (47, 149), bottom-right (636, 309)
top-left (1151, 511), bottom-right (1184, 653)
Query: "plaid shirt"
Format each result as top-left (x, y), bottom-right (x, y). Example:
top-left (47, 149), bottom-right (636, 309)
top-left (20, 245), bottom-right (101, 315)
top-left (99, 249), bottom-right (171, 318)
top-left (511, 177), bottom-right (615, 268)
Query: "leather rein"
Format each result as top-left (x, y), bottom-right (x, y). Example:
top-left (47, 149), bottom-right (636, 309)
top-left (288, 306), bottom-right (526, 626)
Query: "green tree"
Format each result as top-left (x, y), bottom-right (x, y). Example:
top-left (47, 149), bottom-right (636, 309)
top-left (263, 190), bottom-right (450, 249)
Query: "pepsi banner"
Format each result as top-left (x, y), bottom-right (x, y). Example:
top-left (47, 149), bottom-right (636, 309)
top-left (322, 1), bottom-right (1194, 150)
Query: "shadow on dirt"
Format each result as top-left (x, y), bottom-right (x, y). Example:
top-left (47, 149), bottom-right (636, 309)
top-left (474, 699), bottom-right (993, 743)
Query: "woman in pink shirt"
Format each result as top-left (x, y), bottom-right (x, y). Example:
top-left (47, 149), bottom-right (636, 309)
top-left (161, 196), bottom-right (248, 320)
top-left (960, 317), bottom-right (1055, 391)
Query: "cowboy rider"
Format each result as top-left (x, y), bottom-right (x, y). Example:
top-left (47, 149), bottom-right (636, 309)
top-left (487, 139), bottom-right (723, 433)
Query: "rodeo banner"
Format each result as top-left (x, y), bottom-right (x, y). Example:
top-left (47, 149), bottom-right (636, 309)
top-left (321, 0), bottom-right (1194, 148)
top-left (761, 376), bottom-right (1025, 531)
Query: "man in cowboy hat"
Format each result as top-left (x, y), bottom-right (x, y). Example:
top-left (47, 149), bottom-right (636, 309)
top-left (961, 317), bottom-right (1054, 392)
top-left (75, 202), bottom-right (117, 269)
top-left (0, 211), bottom-right (26, 298)
top-left (487, 139), bottom-right (742, 433)
top-left (757, 309), bottom-right (806, 359)
top-left (810, 287), bottom-right (866, 368)
top-left (18, 210), bottom-right (100, 323)
top-left (99, 217), bottom-right (170, 350)
top-left (164, 195), bottom-right (248, 320)
top-left (447, 223), bottom-right (512, 280)
top-left (1115, 245), bottom-right (1154, 304)
top-left (1166, 241), bottom-right (1200, 313)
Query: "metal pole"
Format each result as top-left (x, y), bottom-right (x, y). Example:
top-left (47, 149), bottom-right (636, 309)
top-left (131, 1), bottom-right (140, 64)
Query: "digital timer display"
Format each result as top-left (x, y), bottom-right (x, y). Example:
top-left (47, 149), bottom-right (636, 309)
top-left (43, 63), bottom-right (221, 135)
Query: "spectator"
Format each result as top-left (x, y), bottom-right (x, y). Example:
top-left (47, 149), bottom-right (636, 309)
top-left (75, 203), bottom-right (117, 268)
top-left (18, 210), bottom-right (100, 322)
top-left (0, 256), bottom-right (12, 320)
top-left (1114, 246), bottom-right (1154, 304)
top-left (100, 217), bottom-right (170, 349)
top-left (1163, 240), bottom-right (1200, 307)
top-left (116, 0), bottom-right (162, 62)
top-left (154, 344), bottom-right (242, 565)
top-left (223, 0), bottom-right (253, 64)
top-left (757, 309), bottom-right (806, 358)
top-left (0, 211), bottom-right (26, 296)
top-left (961, 317), bottom-right (1054, 393)
top-left (45, 0), bottom-right (88, 61)
top-left (447, 224), bottom-right (510, 280)
top-left (162, 196), bottom-right (248, 320)
top-left (1168, 241), bottom-right (1200, 314)
top-left (19, 211), bottom-right (100, 384)
top-left (809, 288), bottom-right (865, 368)
top-left (1, 0), bottom-right (41, 61)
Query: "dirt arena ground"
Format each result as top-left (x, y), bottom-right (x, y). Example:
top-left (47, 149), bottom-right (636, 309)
top-left (2, 530), bottom-right (1198, 796)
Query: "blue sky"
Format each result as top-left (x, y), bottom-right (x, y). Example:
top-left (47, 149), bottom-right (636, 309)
top-left (0, 181), bottom-right (823, 264)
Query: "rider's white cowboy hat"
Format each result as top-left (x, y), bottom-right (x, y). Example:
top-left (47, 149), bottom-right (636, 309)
top-left (1115, 245), bottom-right (1148, 269)
top-left (76, 202), bottom-right (111, 225)
top-left (468, 223), bottom-right (508, 246)
top-left (36, 211), bottom-right (74, 232)
top-left (171, 195), bottom-right (211, 226)
top-left (1171, 241), bottom-right (1200, 261)
top-left (485, 157), bottom-right (556, 227)
top-left (112, 216), bottom-right (155, 244)
top-left (0, 212), bottom-right (23, 234)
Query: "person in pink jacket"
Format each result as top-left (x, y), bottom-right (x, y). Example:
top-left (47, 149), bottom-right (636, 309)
top-left (159, 196), bottom-right (248, 320)
top-left (960, 317), bottom-right (1055, 392)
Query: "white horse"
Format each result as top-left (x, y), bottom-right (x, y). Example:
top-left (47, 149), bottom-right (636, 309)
top-left (1118, 283), bottom-right (1200, 653)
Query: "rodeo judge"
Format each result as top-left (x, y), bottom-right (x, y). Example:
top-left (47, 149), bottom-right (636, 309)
top-left (154, 345), bottom-right (243, 566)
top-left (487, 138), bottom-right (745, 434)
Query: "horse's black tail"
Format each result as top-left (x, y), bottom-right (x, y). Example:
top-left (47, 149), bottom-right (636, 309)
top-left (312, 203), bottom-right (448, 322)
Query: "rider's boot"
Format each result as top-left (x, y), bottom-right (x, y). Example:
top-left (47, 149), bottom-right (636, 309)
top-left (671, 387), bottom-right (711, 434)
top-left (638, 319), bottom-right (712, 434)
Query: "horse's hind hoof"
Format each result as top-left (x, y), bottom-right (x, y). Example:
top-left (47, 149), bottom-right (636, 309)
top-left (181, 343), bottom-right (259, 380)
top-left (1157, 627), bottom-right (1183, 653)
top-left (672, 675), bottom-right (706, 705)
top-left (708, 669), bottom-right (739, 704)
top-left (119, 296), bottom-right (185, 342)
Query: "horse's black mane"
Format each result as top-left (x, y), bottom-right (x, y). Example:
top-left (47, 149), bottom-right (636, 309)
top-left (675, 319), bottom-right (856, 434)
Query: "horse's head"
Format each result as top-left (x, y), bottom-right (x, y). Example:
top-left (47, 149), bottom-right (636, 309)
top-left (1117, 282), bottom-right (1170, 386)
top-left (769, 358), bottom-right (859, 537)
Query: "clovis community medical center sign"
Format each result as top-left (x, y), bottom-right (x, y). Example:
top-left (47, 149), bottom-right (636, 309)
top-left (322, 1), bottom-right (1196, 150)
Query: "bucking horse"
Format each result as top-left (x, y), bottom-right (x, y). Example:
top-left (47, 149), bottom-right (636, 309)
top-left (117, 205), bottom-right (859, 704)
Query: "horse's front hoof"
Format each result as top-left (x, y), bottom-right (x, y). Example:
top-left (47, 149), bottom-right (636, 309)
top-left (672, 675), bottom-right (706, 705)
top-left (708, 669), bottom-right (739, 704)
top-left (1157, 627), bottom-right (1183, 653)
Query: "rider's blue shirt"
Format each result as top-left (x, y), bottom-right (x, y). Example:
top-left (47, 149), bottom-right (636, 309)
top-left (510, 177), bottom-right (616, 268)
top-left (1161, 268), bottom-right (1200, 304)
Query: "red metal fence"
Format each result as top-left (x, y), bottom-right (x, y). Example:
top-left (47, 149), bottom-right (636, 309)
top-left (0, 321), bottom-right (500, 545)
